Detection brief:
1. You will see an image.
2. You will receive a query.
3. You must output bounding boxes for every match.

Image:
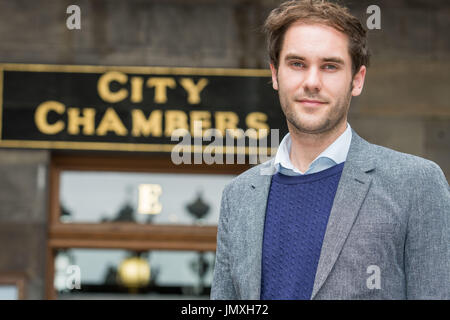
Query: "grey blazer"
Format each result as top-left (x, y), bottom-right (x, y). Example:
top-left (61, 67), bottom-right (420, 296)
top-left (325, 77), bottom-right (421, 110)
top-left (211, 130), bottom-right (450, 300)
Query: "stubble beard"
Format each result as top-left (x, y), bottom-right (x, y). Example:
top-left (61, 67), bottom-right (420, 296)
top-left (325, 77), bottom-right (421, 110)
top-left (279, 81), bottom-right (353, 136)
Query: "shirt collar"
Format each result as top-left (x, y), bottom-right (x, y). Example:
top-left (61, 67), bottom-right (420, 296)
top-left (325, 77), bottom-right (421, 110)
top-left (274, 122), bottom-right (352, 175)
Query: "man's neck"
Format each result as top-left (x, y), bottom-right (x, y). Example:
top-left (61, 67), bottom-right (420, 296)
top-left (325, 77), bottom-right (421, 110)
top-left (288, 120), bottom-right (348, 173)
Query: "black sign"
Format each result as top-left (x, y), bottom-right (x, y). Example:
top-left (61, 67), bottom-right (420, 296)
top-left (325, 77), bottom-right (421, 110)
top-left (0, 64), bottom-right (286, 153)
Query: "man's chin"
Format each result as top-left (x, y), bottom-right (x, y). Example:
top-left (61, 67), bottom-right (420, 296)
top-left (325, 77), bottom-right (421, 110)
top-left (288, 120), bottom-right (331, 135)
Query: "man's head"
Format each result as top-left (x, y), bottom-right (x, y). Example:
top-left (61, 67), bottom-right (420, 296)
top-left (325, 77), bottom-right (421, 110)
top-left (264, 0), bottom-right (370, 135)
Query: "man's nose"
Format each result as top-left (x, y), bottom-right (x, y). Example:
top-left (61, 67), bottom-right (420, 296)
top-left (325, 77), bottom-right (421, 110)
top-left (303, 67), bottom-right (322, 93)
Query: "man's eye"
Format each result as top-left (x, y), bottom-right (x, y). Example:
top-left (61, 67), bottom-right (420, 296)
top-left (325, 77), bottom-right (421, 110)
top-left (291, 62), bottom-right (305, 68)
top-left (323, 64), bottom-right (337, 70)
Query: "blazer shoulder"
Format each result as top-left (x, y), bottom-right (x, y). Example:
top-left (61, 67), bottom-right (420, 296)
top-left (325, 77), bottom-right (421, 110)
top-left (369, 143), bottom-right (447, 182)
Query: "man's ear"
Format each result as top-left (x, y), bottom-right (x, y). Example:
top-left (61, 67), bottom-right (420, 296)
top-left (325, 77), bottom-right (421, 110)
top-left (351, 65), bottom-right (366, 97)
top-left (270, 63), bottom-right (279, 91)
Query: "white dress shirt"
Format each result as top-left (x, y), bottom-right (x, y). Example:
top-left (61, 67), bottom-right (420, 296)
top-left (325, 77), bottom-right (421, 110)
top-left (273, 123), bottom-right (353, 176)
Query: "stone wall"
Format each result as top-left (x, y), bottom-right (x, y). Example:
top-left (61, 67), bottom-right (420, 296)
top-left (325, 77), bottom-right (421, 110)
top-left (0, 149), bottom-right (49, 299)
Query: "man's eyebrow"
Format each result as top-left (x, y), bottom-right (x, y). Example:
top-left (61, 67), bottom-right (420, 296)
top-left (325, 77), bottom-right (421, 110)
top-left (284, 54), bottom-right (304, 60)
top-left (283, 54), bottom-right (345, 65)
top-left (322, 57), bottom-right (345, 65)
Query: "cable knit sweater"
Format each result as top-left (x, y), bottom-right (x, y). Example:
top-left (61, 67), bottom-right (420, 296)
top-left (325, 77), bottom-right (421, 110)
top-left (260, 162), bottom-right (345, 300)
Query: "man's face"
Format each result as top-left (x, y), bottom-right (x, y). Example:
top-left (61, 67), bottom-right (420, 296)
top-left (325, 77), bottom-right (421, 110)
top-left (270, 22), bottom-right (366, 135)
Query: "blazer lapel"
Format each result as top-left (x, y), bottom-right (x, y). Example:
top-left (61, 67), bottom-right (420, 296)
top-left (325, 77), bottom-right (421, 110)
top-left (242, 159), bottom-right (275, 299)
top-left (311, 131), bottom-right (376, 299)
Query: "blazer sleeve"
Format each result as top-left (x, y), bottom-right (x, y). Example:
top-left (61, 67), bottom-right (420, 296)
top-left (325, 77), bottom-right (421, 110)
top-left (210, 185), bottom-right (238, 299)
top-left (405, 160), bottom-right (450, 299)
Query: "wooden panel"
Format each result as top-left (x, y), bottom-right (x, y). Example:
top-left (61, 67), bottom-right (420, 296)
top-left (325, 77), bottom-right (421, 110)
top-left (0, 273), bottom-right (26, 300)
top-left (49, 223), bottom-right (217, 250)
top-left (45, 247), bottom-right (56, 300)
top-left (48, 239), bottom-right (216, 251)
top-left (51, 152), bottom-right (251, 174)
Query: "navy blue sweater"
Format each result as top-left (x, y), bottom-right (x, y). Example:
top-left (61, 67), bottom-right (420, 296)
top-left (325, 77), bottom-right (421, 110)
top-left (260, 162), bottom-right (345, 300)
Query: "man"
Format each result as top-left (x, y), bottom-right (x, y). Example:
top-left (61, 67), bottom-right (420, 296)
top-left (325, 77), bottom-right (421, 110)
top-left (211, 0), bottom-right (450, 299)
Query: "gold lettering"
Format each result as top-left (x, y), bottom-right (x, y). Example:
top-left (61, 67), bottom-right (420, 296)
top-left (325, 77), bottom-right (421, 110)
top-left (96, 107), bottom-right (128, 136)
top-left (147, 77), bottom-right (176, 104)
top-left (67, 108), bottom-right (95, 135)
top-left (34, 100), bottom-right (66, 135)
top-left (245, 112), bottom-right (269, 139)
top-left (164, 110), bottom-right (188, 137)
top-left (97, 71), bottom-right (128, 103)
top-left (190, 111), bottom-right (211, 137)
top-left (131, 109), bottom-right (162, 137)
top-left (215, 111), bottom-right (242, 138)
top-left (179, 78), bottom-right (209, 104)
top-left (130, 77), bottom-right (144, 103)
top-left (138, 184), bottom-right (162, 215)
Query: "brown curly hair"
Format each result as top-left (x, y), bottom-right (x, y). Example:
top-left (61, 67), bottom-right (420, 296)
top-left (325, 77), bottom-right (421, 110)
top-left (264, 0), bottom-right (370, 76)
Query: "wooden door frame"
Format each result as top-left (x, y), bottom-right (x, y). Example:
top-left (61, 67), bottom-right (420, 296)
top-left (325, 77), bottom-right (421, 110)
top-left (0, 273), bottom-right (26, 300)
top-left (45, 152), bottom-right (250, 299)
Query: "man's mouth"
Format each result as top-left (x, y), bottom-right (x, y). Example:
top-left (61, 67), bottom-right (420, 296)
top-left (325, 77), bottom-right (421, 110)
top-left (298, 99), bottom-right (327, 107)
